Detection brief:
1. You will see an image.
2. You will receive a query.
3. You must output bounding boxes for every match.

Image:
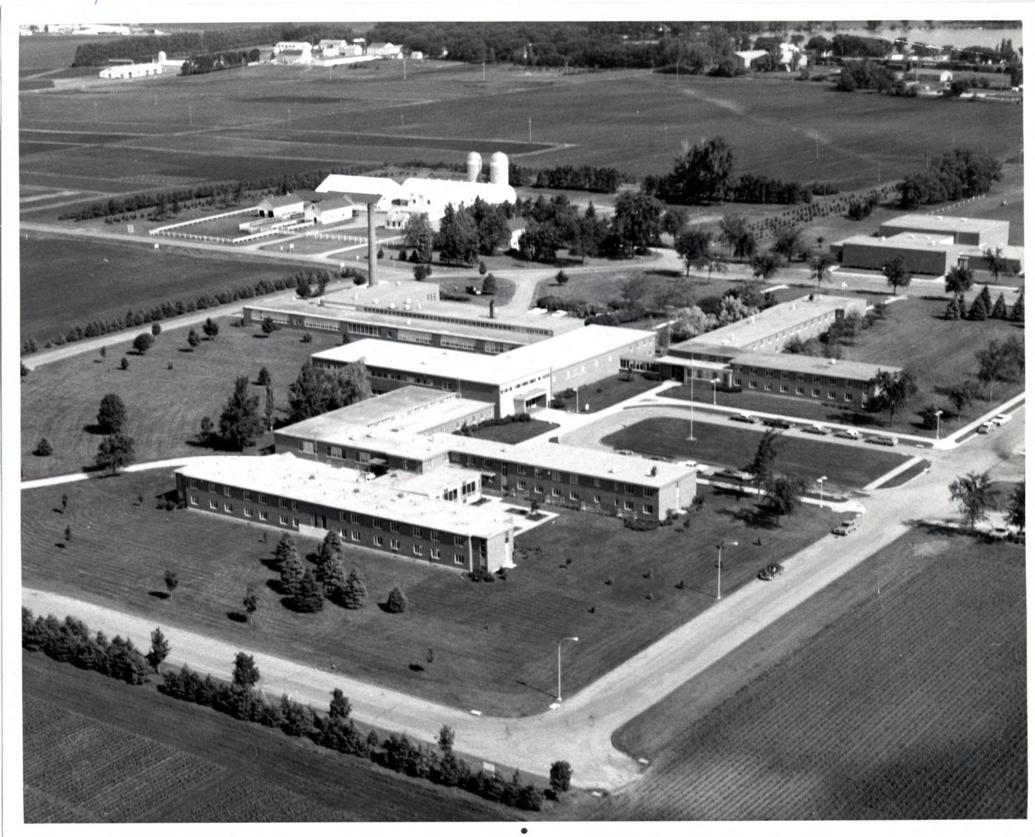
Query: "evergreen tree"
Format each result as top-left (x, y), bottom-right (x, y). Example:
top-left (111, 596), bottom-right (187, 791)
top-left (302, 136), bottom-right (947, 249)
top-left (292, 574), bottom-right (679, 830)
top-left (280, 548), bottom-right (305, 596)
top-left (979, 284), bottom-right (993, 309)
top-left (990, 292), bottom-right (1008, 319)
top-left (146, 627), bottom-right (170, 670)
top-left (316, 530), bottom-right (343, 576)
top-left (218, 375), bottom-right (263, 450)
top-left (385, 586), bottom-right (408, 614)
top-left (292, 569), bottom-right (324, 613)
top-left (968, 294), bottom-right (988, 321)
top-left (96, 433), bottom-right (135, 474)
top-left (341, 568), bottom-right (367, 609)
top-left (273, 533), bottom-right (297, 568)
top-left (232, 652), bottom-right (260, 690)
top-left (944, 297), bottom-right (961, 320)
top-left (97, 393), bottom-right (128, 434)
top-left (1010, 290), bottom-right (1024, 323)
top-left (329, 688), bottom-right (352, 721)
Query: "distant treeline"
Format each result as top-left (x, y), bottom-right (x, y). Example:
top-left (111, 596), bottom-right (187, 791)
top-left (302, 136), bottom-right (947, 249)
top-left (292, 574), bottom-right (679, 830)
top-left (71, 24), bottom-right (358, 67)
top-left (897, 149), bottom-right (1003, 209)
top-left (181, 49), bottom-right (261, 76)
top-left (532, 165), bottom-right (625, 193)
top-left (21, 270), bottom-right (320, 354)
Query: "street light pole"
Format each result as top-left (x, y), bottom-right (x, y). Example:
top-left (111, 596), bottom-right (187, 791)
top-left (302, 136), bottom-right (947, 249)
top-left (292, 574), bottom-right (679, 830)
top-left (688, 369), bottom-right (695, 441)
top-left (716, 541), bottom-right (737, 600)
top-left (816, 475), bottom-right (828, 506)
top-left (711, 377), bottom-right (719, 405)
top-left (557, 636), bottom-right (579, 701)
top-left (934, 409), bottom-right (943, 440)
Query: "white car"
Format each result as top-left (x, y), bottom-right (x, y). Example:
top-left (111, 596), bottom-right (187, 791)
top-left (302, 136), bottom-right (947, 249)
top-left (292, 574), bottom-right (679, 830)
top-left (803, 424), bottom-right (831, 435)
top-left (991, 414), bottom-right (1012, 427)
top-left (977, 421), bottom-right (994, 435)
top-left (835, 428), bottom-right (862, 440)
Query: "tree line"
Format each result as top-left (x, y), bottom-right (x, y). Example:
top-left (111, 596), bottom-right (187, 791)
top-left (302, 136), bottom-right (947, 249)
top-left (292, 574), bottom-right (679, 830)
top-left (896, 148), bottom-right (1003, 209)
top-left (180, 48), bottom-right (261, 76)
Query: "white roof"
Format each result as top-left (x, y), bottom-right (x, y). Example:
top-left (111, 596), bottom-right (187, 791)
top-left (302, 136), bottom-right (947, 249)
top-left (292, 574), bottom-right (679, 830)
top-left (317, 175), bottom-right (405, 199)
top-left (401, 178), bottom-right (517, 207)
top-left (178, 454), bottom-right (513, 538)
top-left (735, 50), bottom-right (769, 61)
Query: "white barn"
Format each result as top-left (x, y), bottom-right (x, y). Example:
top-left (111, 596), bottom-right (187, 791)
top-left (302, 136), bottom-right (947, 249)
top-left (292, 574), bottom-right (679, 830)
top-left (304, 196), bottom-right (358, 225)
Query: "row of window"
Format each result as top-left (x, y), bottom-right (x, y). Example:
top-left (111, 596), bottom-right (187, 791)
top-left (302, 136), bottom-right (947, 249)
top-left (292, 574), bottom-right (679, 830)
top-left (360, 305), bottom-right (553, 337)
top-left (742, 380), bottom-right (857, 401)
top-left (510, 483), bottom-right (652, 513)
top-left (735, 367), bottom-right (866, 387)
top-left (456, 456), bottom-right (654, 495)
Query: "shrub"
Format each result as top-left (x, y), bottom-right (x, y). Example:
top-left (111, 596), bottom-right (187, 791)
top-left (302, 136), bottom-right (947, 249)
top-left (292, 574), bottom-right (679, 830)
top-left (385, 586), bottom-right (408, 613)
top-left (34, 437), bottom-right (53, 457)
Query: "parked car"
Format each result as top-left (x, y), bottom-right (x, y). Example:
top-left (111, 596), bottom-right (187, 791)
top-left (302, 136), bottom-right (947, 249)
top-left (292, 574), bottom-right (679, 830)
top-left (731, 412), bottom-right (758, 424)
top-left (867, 434), bottom-right (899, 446)
top-left (977, 422), bottom-right (994, 435)
top-left (832, 518), bottom-right (860, 536)
top-left (757, 562), bottom-right (785, 581)
top-left (763, 418), bottom-right (792, 429)
top-left (835, 428), bottom-right (862, 440)
top-left (991, 413), bottom-right (1012, 426)
top-left (803, 424), bottom-right (830, 435)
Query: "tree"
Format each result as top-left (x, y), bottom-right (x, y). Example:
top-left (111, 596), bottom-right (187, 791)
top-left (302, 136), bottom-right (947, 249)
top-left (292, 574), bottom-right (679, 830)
top-left (946, 379), bottom-right (979, 414)
top-left (766, 474), bottom-right (807, 521)
top-left (1007, 482), bottom-right (1025, 533)
top-left (968, 293), bottom-right (988, 321)
top-left (478, 260), bottom-right (487, 275)
top-left (120, 357), bottom-right (130, 371)
top-left (232, 652), bottom-right (260, 690)
top-left (750, 251), bottom-right (780, 282)
top-left (341, 568), bottom-right (367, 609)
top-left (187, 329), bottom-right (200, 349)
top-left (257, 366), bottom-right (271, 387)
top-left (660, 207), bottom-right (688, 237)
top-left (809, 251), bottom-right (834, 292)
top-left (202, 318), bottom-right (219, 340)
top-left (607, 191), bottom-right (662, 257)
top-left (146, 627), bottom-right (170, 670)
top-left (657, 136), bottom-right (736, 203)
top-left (385, 586), bottom-right (408, 613)
top-left (944, 297), bottom-right (962, 320)
top-left (403, 213), bottom-right (435, 263)
top-left (716, 294), bottom-right (756, 326)
top-left (670, 306), bottom-right (717, 341)
top-left (674, 229), bottom-right (713, 276)
top-left (413, 263), bottom-right (433, 281)
top-left (438, 724), bottom-right (455, 754)
top-left (280, 549), bottom-right (305, 596)
top-left (151, 322), bottom-right (162, 338)
top-left (549, 760), bottom-right (573, 794)
top-left (97, 393), bottom-right (127, 434)
top-left (261, 317), bottom-right (277, 336)
top-left (163, 569), bottom-right (179, 597)
top-left (34, 437), bottom-right (53, 457)
top-left (555, 270), bottom-right (569, 285)
top-left (747, 429), bottom-right (783, 488)
top-left (868, 369), bottom-right (917, 425)
top-left (322, 558), bottom-right (347, 602)
top-left (64, 524), bottom-right (72, 542)
top-left (435, 203), bottom-right (479, 264)
top-left (316, 530), bottom-right (343, 574)
top-left (292, 569), bottom-right (324, 612)
top-left (719, 214), bottom-right (749, 257)
top-left (982, 247), bottom-right (1012, 282)
top-left (976, 336), bottom-right (1024, 399)
top-left (882, 256), bottom-right (912, 294)
top-left (944, 265), bottom-right (973, 301)
top-left (949, 471), bottom-right (997, 530)
top-left (133, 332), bottom-right (155, 355)
top-left (771, 226), bottom-right (803, 262)
top-left (238, 586), bottom-right (257, 624)
top-left (287, 361), bottom-right (372, 422)
top-left (264, 385), bottom-right (275, 431)
top-left (990, 292), bottom-right (1008, 319)
top-left (481, 274), bottom-right (498, 295)
top-left (218, 375), bottom-right (263, 450)
top-left (1009, 290), bottom-right (1024, 323)
top-left (329, 688), bottom-right (352, 721)
top-left (95, 432), bottom-right (135, 474)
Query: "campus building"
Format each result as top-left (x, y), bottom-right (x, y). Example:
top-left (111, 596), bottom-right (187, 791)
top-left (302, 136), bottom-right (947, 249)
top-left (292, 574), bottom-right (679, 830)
top-left (242, 282), bottom-right (583, 354)
top-left (311, 325), bottom-right (657, 416)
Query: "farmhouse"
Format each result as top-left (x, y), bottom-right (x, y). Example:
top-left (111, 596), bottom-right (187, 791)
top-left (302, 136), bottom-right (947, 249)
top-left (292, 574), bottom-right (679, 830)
top-left (367, 42), bottom-right (402, 58)
top-left (273, 42), bottom-right (313, 63)
top-left (311, 325), bottom-right (656, 417)
top-left (733, 49), bottom-right (769, 70)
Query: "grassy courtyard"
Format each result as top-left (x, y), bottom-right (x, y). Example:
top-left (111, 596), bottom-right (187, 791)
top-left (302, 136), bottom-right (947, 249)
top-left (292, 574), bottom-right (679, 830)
top-left (22, 470), bottom-right (836, 716)
top-left (602, 417), bottom-right (909, 490)
top-left (465, 419), bottom-right (559, 444)
top-left (21, 320), bottom-right (342, 480)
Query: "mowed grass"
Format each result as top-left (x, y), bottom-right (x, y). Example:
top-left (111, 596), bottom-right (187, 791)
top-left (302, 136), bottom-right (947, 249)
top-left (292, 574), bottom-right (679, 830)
top-left (20, 234), bottom-right (312, 344)
top-left (20, 321), bottom-right (342, 480)
top-left (551, 373), bottom-right (660, 413)
top-left (22, 652), bottom-right (515, 823)
top-left (22, 471), bottom-right (836, 716)
top-left (599, 528), bottom-right (1027, 819)
top-left (603, 417), bottom-right (908, 490)
top-left (466, 419), bottom-right (559, 444)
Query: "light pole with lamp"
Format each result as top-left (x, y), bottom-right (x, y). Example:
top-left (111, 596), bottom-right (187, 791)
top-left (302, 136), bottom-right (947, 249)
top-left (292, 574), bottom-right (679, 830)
top-left (710, 377), bottom-right (720, 406)
top-left (688, 368), bottom-right (696, 441)
top-left (556, 636), bottom-right (579, 702)
top-left (816, 475), bottom-right (828, 506)
top-left (716, 540), bottom-right (737, 600)
top-left (934, 409), bottom-right (943, 440)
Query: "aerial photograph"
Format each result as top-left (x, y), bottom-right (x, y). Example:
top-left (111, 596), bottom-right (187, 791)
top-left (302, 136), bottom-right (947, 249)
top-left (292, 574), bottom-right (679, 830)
top-left (9, 8), bottom-right (1028, 829)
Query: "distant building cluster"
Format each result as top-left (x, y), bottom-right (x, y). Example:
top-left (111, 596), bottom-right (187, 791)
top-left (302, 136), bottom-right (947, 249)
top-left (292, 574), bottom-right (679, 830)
top-left (272, 38), bottom-right (416, 66)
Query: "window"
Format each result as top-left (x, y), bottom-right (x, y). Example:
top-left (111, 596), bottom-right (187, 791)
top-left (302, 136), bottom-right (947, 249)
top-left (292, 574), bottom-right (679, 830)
top-left (444, 488), bottom-right (458, 501)
top-left (734, 377), bottom-right (743, 387)
top-left (279, 514), bottom-right (288, 526)
top-left (533, 484), bottom-right (544, 494)
top-left (390, 539), bottom-right (400, 552)
top-left (454, 535), bottom-right (465, 546)
top-left (431, 548), bottom-right (441, 559)
top-left (430, 530), bottom-right (440, 542)
top-left (278, 498), bottom-right (287, 508)
top-left (779, 384), bottom-right (788, 393)
top-left (244, 507), bottom-right (252, 518)
top-left (189, 478), bottom-right (198, 489)
top-left (290, 500), bottom-right (297, 511)
top-left (828, 391), bottom-right (837, 400)
top-left (796, 386), bottom-right (805, 395)
top-left (551, 488), bottom-right (561, 497)
top-left (339, 511), bottom-right (347, 521)
top-left (516, 480), bottom-right (526, 491)
top-left (642, 487), bottom-right (653, 497)
top-left (258, 510), bottom-right (268, 521)
top-left (257, 494), bottom-right (266, 504)
top-left (412, 526), bottom-right (422, 539)
top-left (189, 495), bottom-right (198, 506)
top-left (454, 554), bottom-right (464, 565)
top-left (372, 518), bottom-right (383, 530)
top-left (844, 392), bottom-right (853, 402)
top-left (593, 478), bottom-right (601, 488)
top-left (389, 521), bottom-right (399, 533)
top-left (208, 482), bottom-right (216, 492)
top-left (209, 499), bottom-right (218, 510)
top-left (569, 474), bottom-right (579, 485)
top-left (569, 491), bottom-right (579, 501)
top-left (291, 517), bottom-right (299, 528)
top-left (624, 500), bottom-right (635, 511)
top-left (243, 490), bottom-right (251, 501)
top-left (329, 445), bottom-right (343, 459)
top-left (748, 380), bottom-right (758, 389)
top-left (594, 494), bottom-right (602, 504)
top-left (223, 486), bottom-right (231, 497)
top-left (373, 535), bottom-right (384, 547)
top-left (764, 383), bottom-right (772, 392)
top-left (643, 503), bottom-right (654, 514)
top-left (625, 484), bottom-right (636, 495)
top-left (517, 465), bottom-right (526, 476)
top-left (350, 530), bottom-right (361, 542)
top-left (812, 388), bottom-right (821, 398)
top-left (350, 513), bottom-right (359, 525)
top-left (413, 544), bottom-right (424, 556)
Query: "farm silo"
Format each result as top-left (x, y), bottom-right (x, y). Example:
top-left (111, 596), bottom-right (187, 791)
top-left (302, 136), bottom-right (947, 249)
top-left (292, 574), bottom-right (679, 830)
top-left (466, 151), bottom-right (483, 183)
top-left (489, 151), bottom-right (509, 186)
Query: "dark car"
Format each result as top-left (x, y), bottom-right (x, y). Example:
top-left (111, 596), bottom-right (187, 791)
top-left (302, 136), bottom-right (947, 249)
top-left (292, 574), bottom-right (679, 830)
top-left (763, 418), bottom-right (792, 430)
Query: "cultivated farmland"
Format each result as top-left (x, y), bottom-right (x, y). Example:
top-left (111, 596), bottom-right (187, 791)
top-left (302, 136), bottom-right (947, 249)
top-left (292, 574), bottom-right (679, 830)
top-left (598, 528), bottom-right (1027, 819)
top-left (23, 652), bottom-right (515, 822)
top-left (22, 471), bottom-right (836, 716)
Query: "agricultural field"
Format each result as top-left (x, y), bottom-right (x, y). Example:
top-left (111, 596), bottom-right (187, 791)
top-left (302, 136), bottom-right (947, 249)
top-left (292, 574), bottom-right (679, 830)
top-left (19, 60), bottom-right (1023, 202)
top-left (21, 318), bottom-right (342, 480)
top-left (22, 471), bottom-right (836, 716)
top-left (602, 417), bottom-right (909, 490)
top-left (23, 652), bottom-right (515, 822)
top-left (597, 527), bottom-right (1027, 819)
top-left (20, 234), bottom-right (314, 345)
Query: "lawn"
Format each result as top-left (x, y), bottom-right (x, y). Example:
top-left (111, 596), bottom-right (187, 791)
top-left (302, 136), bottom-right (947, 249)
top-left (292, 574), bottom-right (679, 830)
top-left (22, 652), bottom-right (515, 823)
top-left (22, 470), bottom-right (836, 716)
top-left (599, 527), bottom-right (1027, 819)
top-left (602, 417), bottom-right (909, 490)
top-left (465, 419), bottom-right (559, 444)
top-left (20, 320), bottom-right (342, 480)
top-left (20, 234), bottom-right (313, 345)
top-left (550, 373), bottom-right (660, 413)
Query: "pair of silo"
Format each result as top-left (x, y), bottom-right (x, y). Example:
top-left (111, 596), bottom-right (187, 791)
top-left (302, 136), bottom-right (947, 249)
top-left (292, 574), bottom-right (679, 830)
top-left (466, 151), bottom-right (509, 185)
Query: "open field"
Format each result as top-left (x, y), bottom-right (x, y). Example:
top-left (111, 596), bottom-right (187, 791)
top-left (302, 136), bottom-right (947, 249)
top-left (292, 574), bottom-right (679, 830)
top-left (602, 417), bottom-right (908, 490)
top-left (466, 419), bottom-right (559, 444)
top-left (21, 320), bottom-right (342, 480)
top-left (596, 527), bottom-right (1026, 819)
top-left (20, 62), bottom-right (1022, 202)
top-left (23, 652), bottom-right (515, 822)
top-left (22, 471), bottom-right (836, 716)
top-left (20, 234), bottom-right (314, 345)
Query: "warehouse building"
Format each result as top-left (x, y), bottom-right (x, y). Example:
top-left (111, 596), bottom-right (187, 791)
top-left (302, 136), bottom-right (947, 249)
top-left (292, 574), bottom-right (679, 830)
top-left (311, 325), bottom-right (657, 417)
top-left (175, 454), bottom-right (515, 572)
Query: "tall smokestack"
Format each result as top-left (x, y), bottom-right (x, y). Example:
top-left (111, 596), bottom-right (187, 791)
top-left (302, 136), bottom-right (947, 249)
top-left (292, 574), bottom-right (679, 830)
top-left (367, 201), bottom-right (376, 287)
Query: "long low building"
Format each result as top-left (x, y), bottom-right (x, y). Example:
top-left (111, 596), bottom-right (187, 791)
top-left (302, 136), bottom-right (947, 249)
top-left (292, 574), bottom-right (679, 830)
top-left (176, 454), bottom-right (515, 573)
top-left (311, 325), bottom-right (657, 417)
top-left (878, 214), bottom-right (1010, 248)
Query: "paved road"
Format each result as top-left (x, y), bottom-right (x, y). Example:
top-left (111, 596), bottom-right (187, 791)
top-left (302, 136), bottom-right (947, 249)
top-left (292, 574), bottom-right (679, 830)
top-left (21, 409), bottom-right (1023, 789)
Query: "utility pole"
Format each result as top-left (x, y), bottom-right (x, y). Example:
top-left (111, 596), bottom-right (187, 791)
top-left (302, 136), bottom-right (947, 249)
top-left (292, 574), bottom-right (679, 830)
top-left (188, 103), bottom-right (192, 126)
top-left (528, 116), bottom-right (532, 143)
top-left (482, 61), bottom-right (486, 82)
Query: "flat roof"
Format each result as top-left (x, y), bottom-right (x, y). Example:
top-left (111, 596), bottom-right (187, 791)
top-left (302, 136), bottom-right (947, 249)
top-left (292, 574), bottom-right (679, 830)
top-left (312, 325), bottom-right (654, 387)
top-left (651, 356), bottom-right (733, 372)
top-left (278, 420), bottom-right (455, 462)
top-left (670, 295), bottom-right (865, 353)
top-left (442, 434), bottom-right (694, 488)
top-left (730, 351), bottom-right (901, 380)
top-left (840, 232), bottom-right (955, 251)
top-left (382, 464), bottom-right (476, 498)
top-left (880, 214), bottom-right (1010, 236)
top-left (178, 454), bottom-right (513, 538)
top-left (277, 387), bottom-right (458, 435)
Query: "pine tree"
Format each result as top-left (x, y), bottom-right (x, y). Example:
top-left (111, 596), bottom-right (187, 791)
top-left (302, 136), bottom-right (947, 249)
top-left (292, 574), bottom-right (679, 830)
top-left (1010, 290), bottom-right (1024, 323)
top-left (273, 533), bottom-right (296, 568)
top-left (316, 531), bottom-right (343, 579)
top-left (944, 297), bottom-right (961, 320)
top-left (341, 568), bottom-right (367, 609)
top-left (979, 284), bottom-right (993, 309)
top-left (322, 558), bottom-right (347, 601)
top-left (280, 548), bottom-right (305, 596)
top-left (968, 294), bottom-right (988, 321)
top-left (991, 292), bottom-right (1008, 319)
top-left (292, 569), bottom-right (324, 613)
top-left (385, 586), bottom-right (408, 614)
